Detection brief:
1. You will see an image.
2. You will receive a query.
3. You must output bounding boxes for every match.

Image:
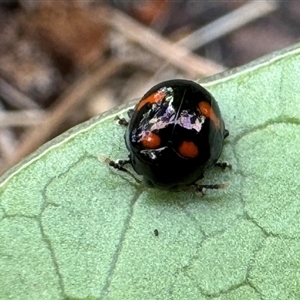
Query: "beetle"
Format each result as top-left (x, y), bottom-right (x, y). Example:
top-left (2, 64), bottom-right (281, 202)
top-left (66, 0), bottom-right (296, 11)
top-left (107, 79), bottom-right (230, 192)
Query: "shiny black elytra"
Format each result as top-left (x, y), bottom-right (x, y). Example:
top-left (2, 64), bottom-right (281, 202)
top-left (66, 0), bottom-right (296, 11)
top-left (109, 79), bottom-right (229, 192)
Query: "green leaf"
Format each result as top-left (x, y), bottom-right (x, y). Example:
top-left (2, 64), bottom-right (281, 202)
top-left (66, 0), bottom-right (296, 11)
top-left (1, 43), bottom-right (300, 300)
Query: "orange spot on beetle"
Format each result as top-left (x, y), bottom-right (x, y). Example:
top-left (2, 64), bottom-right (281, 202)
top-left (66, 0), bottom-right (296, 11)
top-left (178, 141), bottom-right (199, 158)
top-left (137, 90), bottom-right (166, 111)
top-left (141, 132), bottom-right (161, 149)
top-left (198, 101), bottom-right (220, 130)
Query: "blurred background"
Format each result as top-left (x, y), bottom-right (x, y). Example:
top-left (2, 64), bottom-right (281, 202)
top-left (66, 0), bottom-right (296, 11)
top-left (0, 0), bottom-right (298, 174)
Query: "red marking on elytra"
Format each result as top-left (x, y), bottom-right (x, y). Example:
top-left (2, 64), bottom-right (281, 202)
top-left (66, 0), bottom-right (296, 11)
top-left (137, 90), bottom-right (166, 111)
top-left (198, 101), bottom-right (220, 130)
top-left (178, 141), bottom-right (199, 158)
top-left (140, 132), bottom-right (161, 149)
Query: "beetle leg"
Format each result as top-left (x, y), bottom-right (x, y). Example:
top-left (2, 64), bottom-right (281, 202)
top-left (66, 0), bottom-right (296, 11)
top-left (215, 161), bottom-right (232, 170)
top-left (194, 182), bottom-right (228, 195)
top-left (100, 155), bottom-right (141, 184)
top-left (115, 116), bottom-right (129, 126)
top-left (106, 157), bottom-right (131, 172)
top-left (114, 109), bottom-right (134, 127)
top-left (224, 129), bottom-right (229, 138)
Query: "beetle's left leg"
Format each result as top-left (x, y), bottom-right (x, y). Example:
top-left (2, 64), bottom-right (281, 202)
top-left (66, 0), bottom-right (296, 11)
top-left (115, 116), bottom-right (129, 127)
top-left (115, 109), bottom-right (134, 127)
top-left (100, 155), bottom-right (141, 184)
top-left (101, 156), bottom-right (131, 172)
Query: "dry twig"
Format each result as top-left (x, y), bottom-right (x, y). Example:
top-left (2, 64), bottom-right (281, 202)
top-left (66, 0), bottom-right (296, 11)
top-left (0, 59), bottom-right (122, 173)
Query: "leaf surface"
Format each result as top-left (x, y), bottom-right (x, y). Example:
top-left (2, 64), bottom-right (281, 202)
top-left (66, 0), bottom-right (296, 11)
top-left (1, 44), bottom-right (300, 300)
